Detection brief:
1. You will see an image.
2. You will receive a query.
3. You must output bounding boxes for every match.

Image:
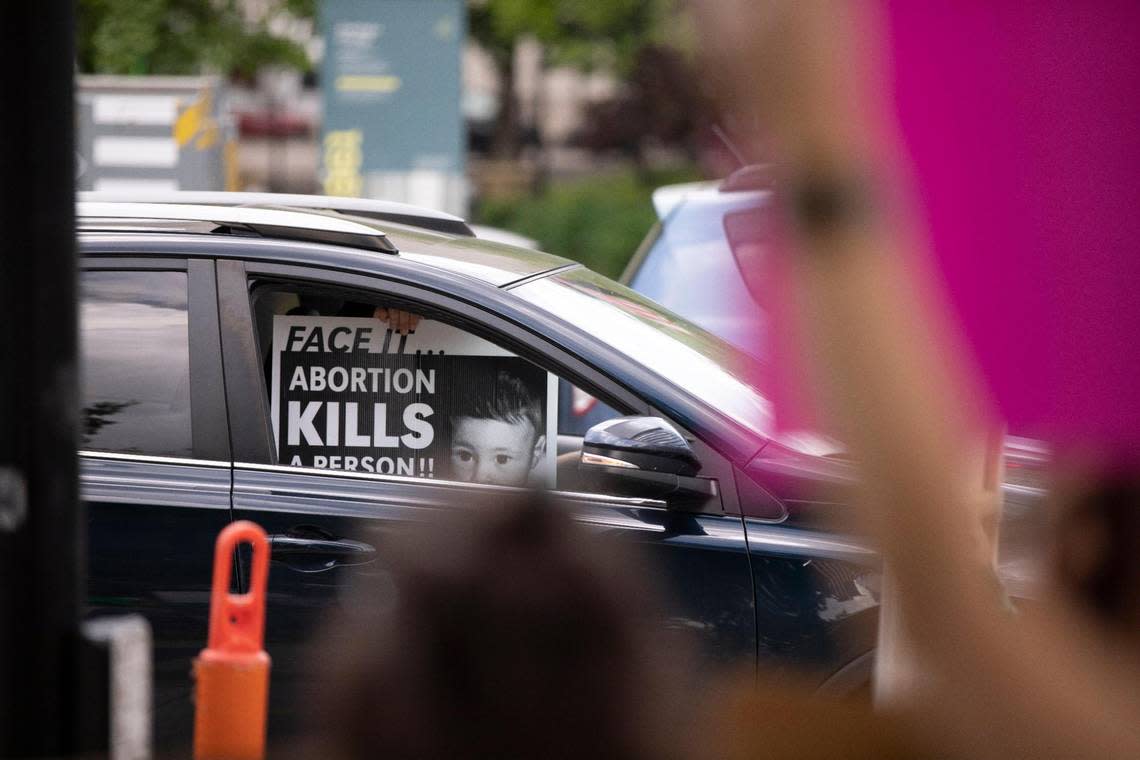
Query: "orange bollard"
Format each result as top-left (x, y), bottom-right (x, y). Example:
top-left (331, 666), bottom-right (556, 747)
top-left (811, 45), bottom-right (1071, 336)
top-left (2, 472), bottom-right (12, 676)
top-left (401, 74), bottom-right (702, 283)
top-left (193, 521), bottom-right (272, 760)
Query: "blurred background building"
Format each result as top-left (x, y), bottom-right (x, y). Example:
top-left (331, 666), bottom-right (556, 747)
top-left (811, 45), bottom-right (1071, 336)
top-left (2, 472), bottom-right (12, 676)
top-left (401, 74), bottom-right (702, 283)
top-left (75, 0), bottom-right (720, 278)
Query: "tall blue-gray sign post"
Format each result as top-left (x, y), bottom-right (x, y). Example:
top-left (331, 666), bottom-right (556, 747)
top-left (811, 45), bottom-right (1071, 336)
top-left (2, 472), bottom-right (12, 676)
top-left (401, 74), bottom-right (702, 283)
top-left (320, 0), bottom-right (466, 215)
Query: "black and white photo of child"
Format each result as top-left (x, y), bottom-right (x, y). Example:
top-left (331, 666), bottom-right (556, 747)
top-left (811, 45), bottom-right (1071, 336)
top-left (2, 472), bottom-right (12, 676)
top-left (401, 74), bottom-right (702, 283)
top-left (447, 366), bottom-right (547, 487)
top-left (271, 314), bottom-right (556, 483)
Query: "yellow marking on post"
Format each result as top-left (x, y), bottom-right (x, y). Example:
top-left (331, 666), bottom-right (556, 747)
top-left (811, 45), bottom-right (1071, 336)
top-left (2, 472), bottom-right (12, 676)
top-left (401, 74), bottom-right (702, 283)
top-left (323, 129), bottom-right (364, 197)
top-left (335, 75), bottom-right (401, 93)
top-left (174, 90), bottom-right (211, 147)
top-left (195, 120), bottom-right (219, 151)
top-left (224, 139), bottom-right (240, 191)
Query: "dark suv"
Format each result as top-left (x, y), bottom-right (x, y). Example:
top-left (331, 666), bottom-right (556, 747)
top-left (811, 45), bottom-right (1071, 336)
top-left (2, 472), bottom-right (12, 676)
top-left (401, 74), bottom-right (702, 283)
top-left (76, 193), bottom-right (1018, 744)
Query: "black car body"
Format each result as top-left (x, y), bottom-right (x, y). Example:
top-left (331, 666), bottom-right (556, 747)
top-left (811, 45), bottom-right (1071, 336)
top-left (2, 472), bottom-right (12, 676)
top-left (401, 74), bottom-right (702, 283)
top-left (622, 168), bottom-right (1048, 589)
top-left (77, 194), bottom-right (1029, 744)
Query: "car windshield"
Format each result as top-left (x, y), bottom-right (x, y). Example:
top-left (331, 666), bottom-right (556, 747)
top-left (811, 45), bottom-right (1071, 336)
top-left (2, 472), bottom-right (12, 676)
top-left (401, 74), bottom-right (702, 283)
top-left (512, 267), bottom-right (772, 438)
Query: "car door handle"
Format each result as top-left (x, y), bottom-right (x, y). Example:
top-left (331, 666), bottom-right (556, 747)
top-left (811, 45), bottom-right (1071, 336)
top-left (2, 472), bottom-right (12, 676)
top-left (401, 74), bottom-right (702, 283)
top-left (268, 534), bottom-right (376, 560)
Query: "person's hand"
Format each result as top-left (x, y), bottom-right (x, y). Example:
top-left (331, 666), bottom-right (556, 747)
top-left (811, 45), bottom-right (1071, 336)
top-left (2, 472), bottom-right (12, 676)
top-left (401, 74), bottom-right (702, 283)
top-left (373, 307), bottom-right (421, 335)
top-left (692, 7), bottom-right (1140, 760)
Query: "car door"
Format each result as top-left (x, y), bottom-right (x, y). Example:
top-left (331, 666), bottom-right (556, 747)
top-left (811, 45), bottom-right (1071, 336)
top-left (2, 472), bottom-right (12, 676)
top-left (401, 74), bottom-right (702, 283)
top-left (80, 256), bottom-right (232, 749)
top-left (215, 259), bottom-right (756, 735)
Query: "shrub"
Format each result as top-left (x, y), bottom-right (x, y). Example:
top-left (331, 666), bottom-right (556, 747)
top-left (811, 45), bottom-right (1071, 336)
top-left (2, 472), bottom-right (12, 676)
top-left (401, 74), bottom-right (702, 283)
top-left (473, 165), bottom-right (700, 279)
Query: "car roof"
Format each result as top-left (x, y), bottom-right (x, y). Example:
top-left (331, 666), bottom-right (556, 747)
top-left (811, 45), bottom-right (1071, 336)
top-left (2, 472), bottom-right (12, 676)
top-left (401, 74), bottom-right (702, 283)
top-left (469, 223), bottom-right (540, 250)
top-left (650, 165), bottom-right (772, 220)
top-left (651, 180), bottom-right (718, 219)
top-left (379, 221), bottom-right (576, 287)
top-left (80, 190), bottom-right (474, 236)
top-left (77, 199), bottom-right (576, 288)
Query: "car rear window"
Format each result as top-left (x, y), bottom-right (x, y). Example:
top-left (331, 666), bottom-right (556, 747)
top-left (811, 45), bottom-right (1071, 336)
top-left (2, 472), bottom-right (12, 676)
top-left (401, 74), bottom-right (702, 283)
top-left (80, 270), bottom-right (193, 457)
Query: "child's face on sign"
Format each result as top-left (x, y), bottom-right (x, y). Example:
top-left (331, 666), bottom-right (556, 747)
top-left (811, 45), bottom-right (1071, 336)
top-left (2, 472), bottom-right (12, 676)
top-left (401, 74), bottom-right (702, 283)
top-left (449, 417), bottom-right (544, 487)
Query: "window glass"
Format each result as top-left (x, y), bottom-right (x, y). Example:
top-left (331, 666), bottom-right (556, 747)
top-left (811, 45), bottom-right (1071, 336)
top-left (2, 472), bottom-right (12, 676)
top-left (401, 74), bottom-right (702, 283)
top-left (249, 283), bottom-right (625, 492)
top-left (81, 270), bottom-right (192, 456)
top-left (513, 267), bottom-right (773, 439)
top-left (556, 380), bottom-right (619, 438)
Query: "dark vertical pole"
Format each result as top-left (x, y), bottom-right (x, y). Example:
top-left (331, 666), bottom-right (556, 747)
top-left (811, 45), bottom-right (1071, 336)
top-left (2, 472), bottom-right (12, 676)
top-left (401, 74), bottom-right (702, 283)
top-left (0, 1), bottom-right (98, 756)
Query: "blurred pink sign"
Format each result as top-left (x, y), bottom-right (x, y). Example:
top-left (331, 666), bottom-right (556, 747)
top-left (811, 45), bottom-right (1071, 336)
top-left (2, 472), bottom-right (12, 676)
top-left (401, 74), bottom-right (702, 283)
top-left (766, 1), bottom-right (1140, 462)
top-left (888, 1), bottom-right (1140, 459)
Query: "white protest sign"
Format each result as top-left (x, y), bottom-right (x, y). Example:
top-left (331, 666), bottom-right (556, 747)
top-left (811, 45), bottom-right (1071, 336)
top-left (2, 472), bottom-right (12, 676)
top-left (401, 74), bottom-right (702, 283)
top-left (271, 316), bottom-right (557, 487)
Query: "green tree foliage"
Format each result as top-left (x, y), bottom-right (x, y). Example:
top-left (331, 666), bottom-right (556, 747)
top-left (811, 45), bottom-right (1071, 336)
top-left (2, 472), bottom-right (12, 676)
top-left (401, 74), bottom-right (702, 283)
top-left (474, 164), bottom-right (699, 278)
top-left (77, 0), bottom-right (312, 77)
top-left (468, 0), bottom-right (677, 156)
top-left (575, 43), bottom-right (709, 168)
top-left (469, 0), bottom-right (665, 70)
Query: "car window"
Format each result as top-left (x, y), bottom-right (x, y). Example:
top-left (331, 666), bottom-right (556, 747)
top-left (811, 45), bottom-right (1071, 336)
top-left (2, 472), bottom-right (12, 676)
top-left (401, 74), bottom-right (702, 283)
top-left (556, 380), bottom-right (619, 438)
top-left (514, 267), bottom-right (773, 440)
top-left (80, 270), bottom-right (193, 457)
top-left (248, 282), bottom-right (626, 493)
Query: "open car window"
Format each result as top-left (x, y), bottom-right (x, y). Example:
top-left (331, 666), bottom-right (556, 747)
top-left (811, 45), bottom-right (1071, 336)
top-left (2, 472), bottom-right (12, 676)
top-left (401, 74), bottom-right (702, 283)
top-left (248, 281), bottom-right (626, 493)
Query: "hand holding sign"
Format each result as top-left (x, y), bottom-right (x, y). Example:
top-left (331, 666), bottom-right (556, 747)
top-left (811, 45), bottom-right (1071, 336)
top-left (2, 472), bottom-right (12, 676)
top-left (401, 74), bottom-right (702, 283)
top-left (270, 315), bottom-right (557, 486)
top-left (372, 306), bottom-right (421, 335)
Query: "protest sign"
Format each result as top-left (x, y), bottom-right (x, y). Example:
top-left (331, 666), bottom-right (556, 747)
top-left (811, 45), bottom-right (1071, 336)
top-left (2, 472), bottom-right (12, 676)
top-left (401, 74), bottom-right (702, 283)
top-left (270, 316), bottom-right (557, 487)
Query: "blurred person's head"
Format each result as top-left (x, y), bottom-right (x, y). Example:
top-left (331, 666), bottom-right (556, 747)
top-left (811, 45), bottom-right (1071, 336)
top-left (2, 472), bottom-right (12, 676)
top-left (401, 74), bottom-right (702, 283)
top-left (1052, 470), bottom-right (1140, 639)
top-left (314, 493), bottom-right (690, 760)
top-left (448, 369), bottom-right (547, 486)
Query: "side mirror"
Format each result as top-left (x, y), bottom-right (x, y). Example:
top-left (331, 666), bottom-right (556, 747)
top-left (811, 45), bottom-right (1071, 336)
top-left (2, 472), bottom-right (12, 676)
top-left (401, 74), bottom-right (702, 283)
top-left (580, 417), bottom-right (718, 506)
